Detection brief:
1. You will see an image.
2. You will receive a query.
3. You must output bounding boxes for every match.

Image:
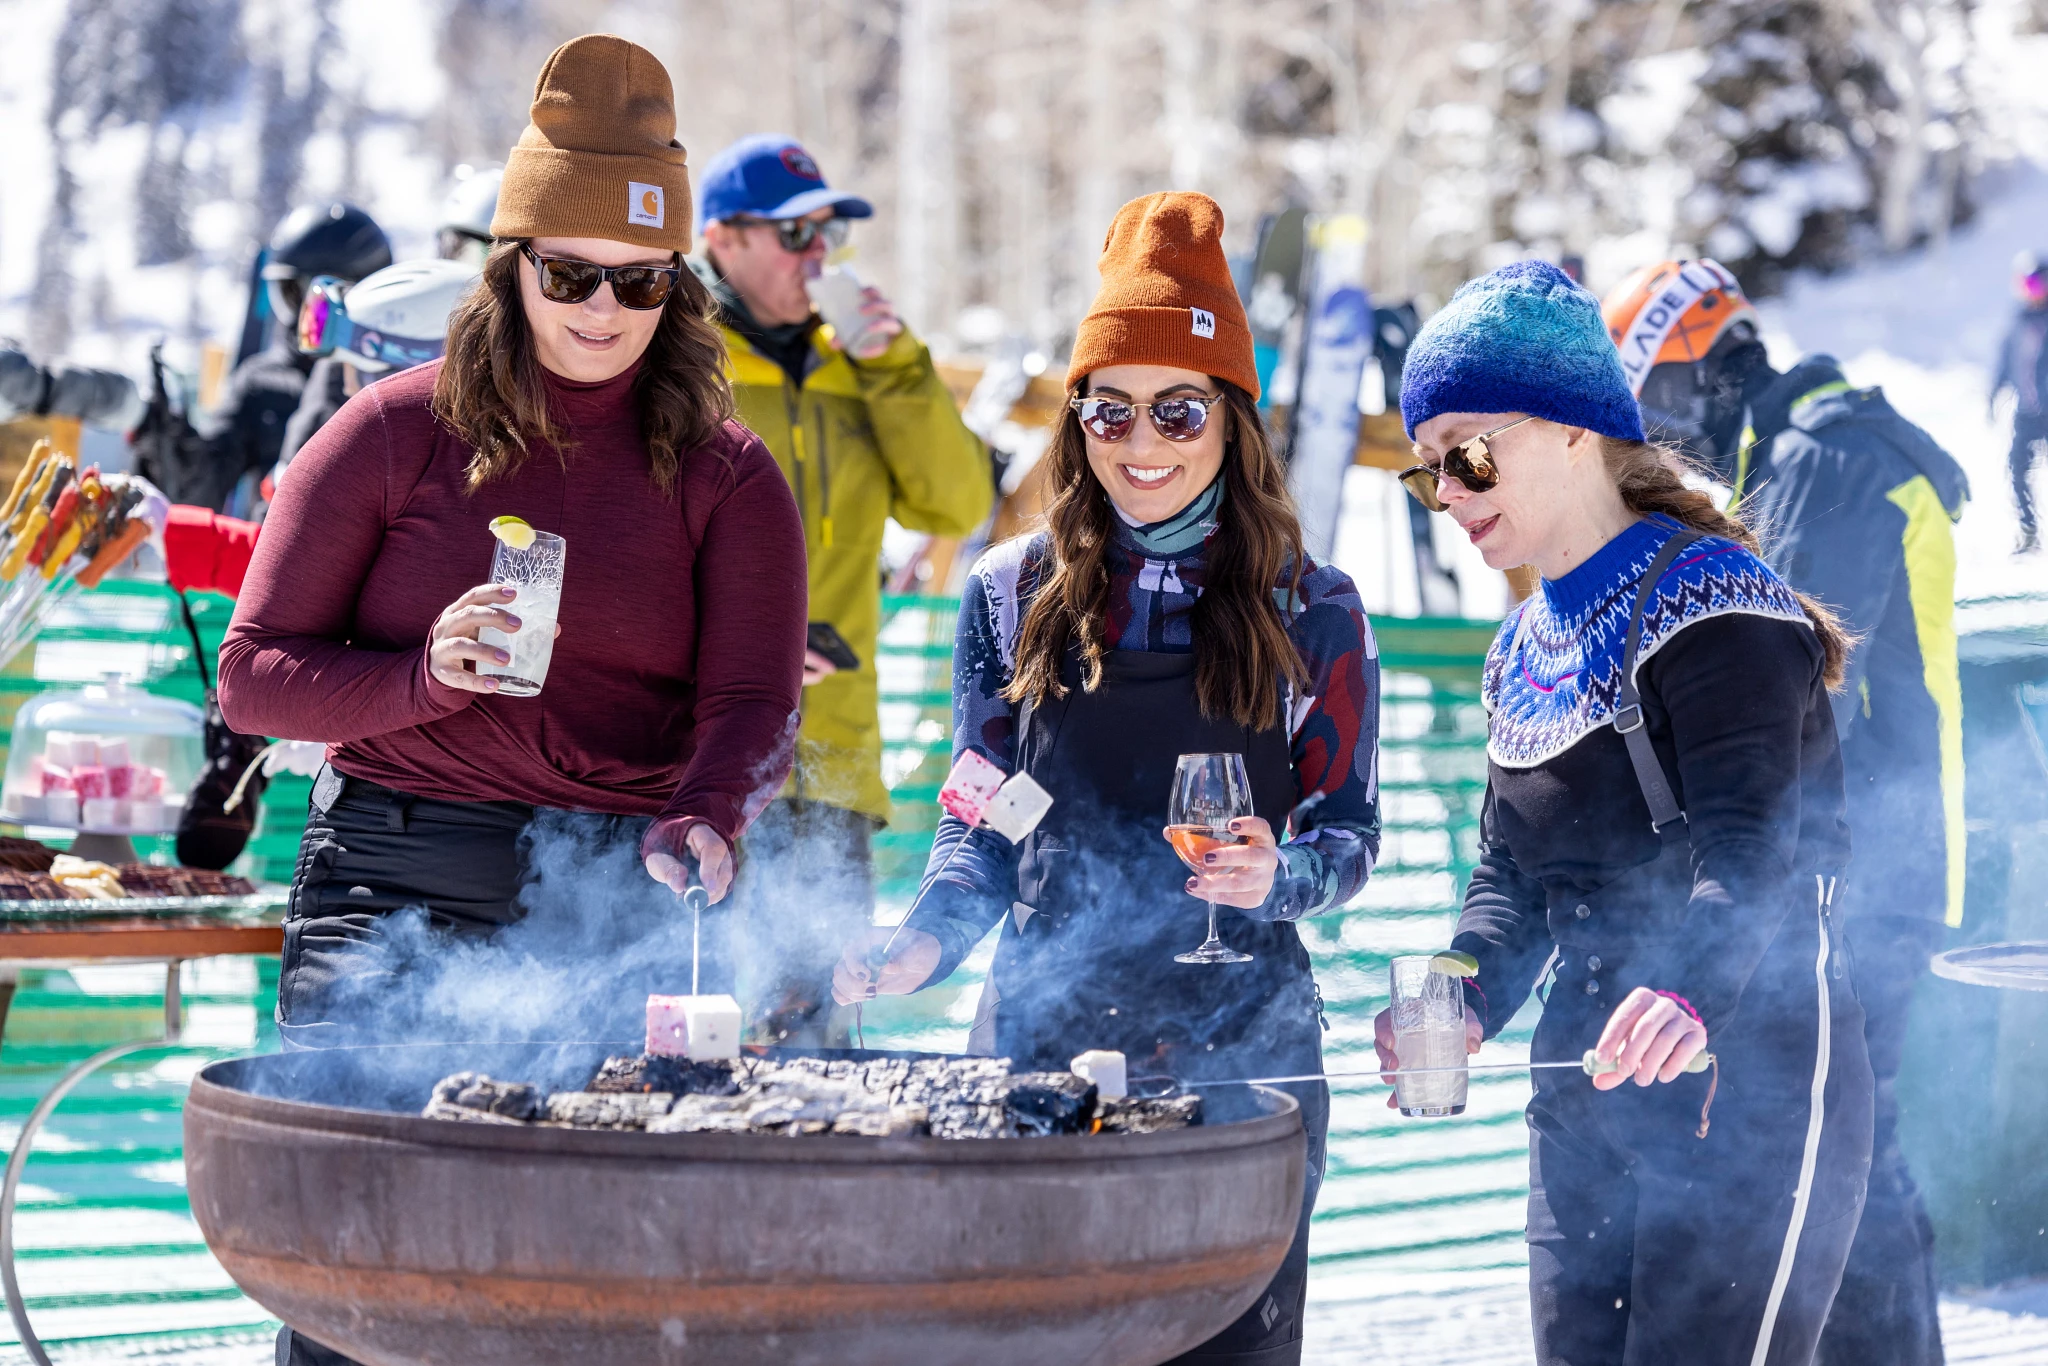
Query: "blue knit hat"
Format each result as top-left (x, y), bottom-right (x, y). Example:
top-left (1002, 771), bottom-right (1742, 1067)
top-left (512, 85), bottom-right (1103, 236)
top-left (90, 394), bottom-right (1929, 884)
top-left (1400, 260), bottom-right (1645, 442)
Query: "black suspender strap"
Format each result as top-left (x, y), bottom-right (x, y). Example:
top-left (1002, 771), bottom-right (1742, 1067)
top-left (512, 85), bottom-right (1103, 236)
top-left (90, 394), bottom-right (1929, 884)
top-left (1614, 530), bottom-right (1702, 842)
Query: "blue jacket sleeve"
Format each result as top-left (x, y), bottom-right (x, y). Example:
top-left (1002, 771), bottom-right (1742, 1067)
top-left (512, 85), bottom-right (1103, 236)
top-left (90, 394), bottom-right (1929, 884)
top-left (903, 566), bottom-right (1021, 984)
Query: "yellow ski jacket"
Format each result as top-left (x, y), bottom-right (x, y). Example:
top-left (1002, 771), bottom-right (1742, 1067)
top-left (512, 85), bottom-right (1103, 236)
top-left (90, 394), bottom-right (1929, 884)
top-left (722, 320), bottom-right (990, 823)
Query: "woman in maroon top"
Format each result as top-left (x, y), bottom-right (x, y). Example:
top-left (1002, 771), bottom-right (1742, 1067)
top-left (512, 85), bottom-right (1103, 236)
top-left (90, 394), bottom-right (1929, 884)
top-left (220, 36), bottom-right (805, 1053)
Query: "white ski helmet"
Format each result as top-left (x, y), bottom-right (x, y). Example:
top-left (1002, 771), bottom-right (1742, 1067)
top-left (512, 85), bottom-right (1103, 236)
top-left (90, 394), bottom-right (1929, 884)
top-left (333, 258), bottom-right (478, 372)
top-left (439, 166), bottom-right (503, 262)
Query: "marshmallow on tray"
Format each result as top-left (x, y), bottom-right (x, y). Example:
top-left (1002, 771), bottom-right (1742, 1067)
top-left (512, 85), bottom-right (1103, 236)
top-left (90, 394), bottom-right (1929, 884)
top-left (646, 993), bottom-right (742, 1060)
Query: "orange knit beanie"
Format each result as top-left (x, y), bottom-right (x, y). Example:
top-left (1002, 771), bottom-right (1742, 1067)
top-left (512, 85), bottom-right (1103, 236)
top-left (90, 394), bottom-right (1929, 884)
top-left (1066, 192), bottom-right (1259, 400)
top-left (490, 34), bottom-right (693, 254)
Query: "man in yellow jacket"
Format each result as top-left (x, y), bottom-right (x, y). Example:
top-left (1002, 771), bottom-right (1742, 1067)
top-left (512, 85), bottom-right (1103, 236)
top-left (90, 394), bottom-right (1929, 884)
top-left (696, 135), bottom-right (991, 1044)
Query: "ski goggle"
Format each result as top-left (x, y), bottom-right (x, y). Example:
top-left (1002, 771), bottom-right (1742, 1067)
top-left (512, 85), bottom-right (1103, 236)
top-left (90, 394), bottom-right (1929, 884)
top-left (521, 243), bottom-right (681, 310)
top-left (294, 277), bottom-right (445, 372)
top-left (727, 215), bottom-right (851, 254)
top-left (1070, 394), bottom-right (1220, 443)
top-left (1398, 416), bottom-right (1535, 511)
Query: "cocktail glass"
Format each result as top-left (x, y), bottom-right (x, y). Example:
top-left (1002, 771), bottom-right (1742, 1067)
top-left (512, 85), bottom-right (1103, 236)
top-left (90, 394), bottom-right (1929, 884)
top-left (1389, 954), bottom-right (1468, 1117)
top-left (478, 530), bottom-right (565, 697)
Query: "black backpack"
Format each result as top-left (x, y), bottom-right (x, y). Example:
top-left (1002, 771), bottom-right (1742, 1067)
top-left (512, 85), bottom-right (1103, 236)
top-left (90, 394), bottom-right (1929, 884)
top-left (173, 590), bottom-right (271, 870)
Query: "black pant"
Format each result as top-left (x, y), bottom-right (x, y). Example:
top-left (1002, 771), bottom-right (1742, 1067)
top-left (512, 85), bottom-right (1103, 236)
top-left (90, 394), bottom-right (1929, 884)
top-left (1527, 922), bottom-right (1873, 1366)
top-left (2009, 414), bottom-right (2048, 535)
top-left (730, 797), bottom-right (877, 1047)
top-left (276, 768), bottom-right (726, 1051)
top-left (1818, 916), bottom-right (1947, 1366)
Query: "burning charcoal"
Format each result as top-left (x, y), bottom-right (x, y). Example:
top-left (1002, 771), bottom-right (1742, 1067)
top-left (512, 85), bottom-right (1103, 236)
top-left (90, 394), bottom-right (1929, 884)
top-left (1095, 1093), bottom-right (1203, 1134)
top-left (741, 1074), bottom-right (883, 1134)
top-left (650, 1094), bottom-right (755, 1134)
top-left (544, 1091), bottom-right (675, 1129)
top-left (586, 1053), bottom-right (742, 1097)
top-left (860, 1058), bottom-right (911, 1095)
top-left (832, 1105), bottom-right (929, 1138)
top-left (927, 1102), bottom-right (1017, 1140)
top-left (422, 1072), bottom-right (542, 1123)
top-left (1003, 1072), bottom-right (1098, 1137)
top-left (893, 1057), bottom-right (1013, 1110)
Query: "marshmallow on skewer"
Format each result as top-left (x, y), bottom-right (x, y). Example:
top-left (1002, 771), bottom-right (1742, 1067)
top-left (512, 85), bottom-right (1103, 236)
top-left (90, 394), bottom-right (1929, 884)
top-left (937, 751), bottom-right (1054, 842)
top-left (1069, 1049), bottom-right (1128, 1099)
top-left (646, 993), bottom-right (742, 1060)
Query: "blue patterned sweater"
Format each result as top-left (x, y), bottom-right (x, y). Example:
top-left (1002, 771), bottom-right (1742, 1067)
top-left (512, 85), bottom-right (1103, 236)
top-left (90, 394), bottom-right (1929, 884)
top-left (1453, 514), bottom-right (1851, 1038)
top-left (1483, 515), bottom-right (1808, 767)
top-left (904, 478), bottom-right (1382, 984)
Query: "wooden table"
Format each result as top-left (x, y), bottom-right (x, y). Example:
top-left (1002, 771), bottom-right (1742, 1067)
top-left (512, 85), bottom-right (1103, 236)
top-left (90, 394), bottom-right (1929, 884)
top-left (0, 907), bottom-right (284, 1366)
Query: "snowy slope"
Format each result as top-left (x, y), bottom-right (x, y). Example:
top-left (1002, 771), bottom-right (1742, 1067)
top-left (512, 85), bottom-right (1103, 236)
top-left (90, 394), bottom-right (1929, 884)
top-left (1757, 164), bottom-right (2048, 601)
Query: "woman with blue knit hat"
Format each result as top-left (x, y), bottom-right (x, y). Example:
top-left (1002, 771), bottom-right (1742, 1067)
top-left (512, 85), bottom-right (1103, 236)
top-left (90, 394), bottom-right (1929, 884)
top-left (1373, 261), bottom-right (1873, 1365)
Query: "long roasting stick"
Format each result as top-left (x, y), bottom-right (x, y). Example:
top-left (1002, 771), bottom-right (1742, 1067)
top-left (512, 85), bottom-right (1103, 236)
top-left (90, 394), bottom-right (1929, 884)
top-left (1175, 1050), bottom-right (1718, 1088)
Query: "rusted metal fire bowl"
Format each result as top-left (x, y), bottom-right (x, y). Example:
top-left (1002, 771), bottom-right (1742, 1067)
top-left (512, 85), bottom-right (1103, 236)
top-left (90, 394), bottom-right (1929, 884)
top-left (184, 1043), bottom-right (1304, 1366)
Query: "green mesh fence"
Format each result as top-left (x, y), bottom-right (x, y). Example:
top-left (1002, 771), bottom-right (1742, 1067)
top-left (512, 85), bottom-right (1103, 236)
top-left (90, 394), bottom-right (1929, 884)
top-left (0, 588), bottom-right (1530, 1358)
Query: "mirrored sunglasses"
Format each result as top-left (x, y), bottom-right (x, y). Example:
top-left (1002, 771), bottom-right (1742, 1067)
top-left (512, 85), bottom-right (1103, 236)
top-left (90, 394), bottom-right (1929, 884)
top-left (1397, 415), bottom-right (1535, 512)
top-left (731, 216), bottom-right (851, 254)
top-left (1070, 395), bottom-right (1219, 443)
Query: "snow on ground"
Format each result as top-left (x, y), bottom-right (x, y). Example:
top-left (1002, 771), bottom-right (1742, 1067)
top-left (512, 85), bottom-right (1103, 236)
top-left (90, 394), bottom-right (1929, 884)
top-left (1757, 162), bottom-right (2048, 601)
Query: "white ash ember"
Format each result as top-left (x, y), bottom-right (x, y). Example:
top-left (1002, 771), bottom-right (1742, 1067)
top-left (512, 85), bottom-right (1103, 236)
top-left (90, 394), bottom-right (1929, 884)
top-left (422, 1072), bottom-right (543, 1124)
top-left (419, 1053), bottom-right (1202, 1139)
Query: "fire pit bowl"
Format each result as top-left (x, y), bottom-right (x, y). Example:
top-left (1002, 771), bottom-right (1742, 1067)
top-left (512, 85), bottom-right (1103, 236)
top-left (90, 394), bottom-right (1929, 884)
top-left (183, 1044), bottom-right (1304, 1366)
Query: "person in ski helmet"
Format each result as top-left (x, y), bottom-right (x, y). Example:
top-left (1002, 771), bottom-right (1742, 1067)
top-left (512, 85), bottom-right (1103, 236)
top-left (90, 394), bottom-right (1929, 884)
top-left (1604, 259), bottom-right (1965, 1366)
top-left (437, 166), bottom-right (504, 267)
top-left (1396, 259), bottom-right (1870, 1366)
top-left (184, 203), bottom-right (393, 515)
top-left (1994, 249), bottom-right (2048, 553)
top-left (272, 257), bottom-right (480, 496)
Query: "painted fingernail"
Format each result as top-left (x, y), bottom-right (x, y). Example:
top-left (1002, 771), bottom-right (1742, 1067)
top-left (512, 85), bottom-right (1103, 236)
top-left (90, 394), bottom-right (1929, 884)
top-left (483, 677), bottom-right (501, 689)
top-left (505, 614), bottom-right (522, 629)
top-left (1204, 853), bottom-right (1217, 864)
top-left (495, 650), bottom-right (511, 664)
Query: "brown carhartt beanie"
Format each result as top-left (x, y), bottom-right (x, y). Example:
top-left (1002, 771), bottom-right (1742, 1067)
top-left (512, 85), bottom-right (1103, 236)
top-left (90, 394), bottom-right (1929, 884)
top-left (1066, 192), bottom-right (1259, 400)
top-left (490, 34), bottom-right (693, 254)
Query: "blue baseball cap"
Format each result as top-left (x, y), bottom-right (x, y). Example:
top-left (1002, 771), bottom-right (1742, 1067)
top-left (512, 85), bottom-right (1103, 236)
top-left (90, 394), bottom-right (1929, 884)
top-left (697, 135), bottom-right (874, 228)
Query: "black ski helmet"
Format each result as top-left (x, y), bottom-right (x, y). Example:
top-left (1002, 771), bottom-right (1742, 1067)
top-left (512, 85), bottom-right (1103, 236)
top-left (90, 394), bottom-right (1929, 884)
top-left (264, 201), bottom-right (392, 282)
top-left (259, 202), bottom-right (392, 340)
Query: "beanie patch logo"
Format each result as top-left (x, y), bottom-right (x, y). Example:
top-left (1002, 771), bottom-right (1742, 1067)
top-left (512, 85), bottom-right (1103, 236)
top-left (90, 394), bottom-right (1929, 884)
top-left (628, 182), bottom-right (666, 229)
top-left (1190, 307), bottom-right (1216, 339)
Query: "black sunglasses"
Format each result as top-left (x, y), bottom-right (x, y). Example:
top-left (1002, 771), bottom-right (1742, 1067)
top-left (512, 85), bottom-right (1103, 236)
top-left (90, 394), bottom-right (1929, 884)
top-left (1398, 416), bottom-right (1535, 511)
top-left (728, 216), bottom-right (851, 254)
top-left (521, 243), bottom-right (681, 310)
top-left (1070, 394), bottom-right (1220, 443)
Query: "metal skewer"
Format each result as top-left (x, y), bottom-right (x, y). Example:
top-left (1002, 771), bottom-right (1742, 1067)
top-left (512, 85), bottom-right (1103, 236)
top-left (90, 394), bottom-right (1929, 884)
top-left (1171, 1049), bottom-right (1717, 1088)
top-left (854, 833), bottom-right (978, 1049)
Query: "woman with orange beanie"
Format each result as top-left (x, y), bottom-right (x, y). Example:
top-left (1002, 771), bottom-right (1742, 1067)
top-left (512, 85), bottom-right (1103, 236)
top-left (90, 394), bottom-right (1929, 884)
top-left (836, 193), bottom-right (1380, 1363)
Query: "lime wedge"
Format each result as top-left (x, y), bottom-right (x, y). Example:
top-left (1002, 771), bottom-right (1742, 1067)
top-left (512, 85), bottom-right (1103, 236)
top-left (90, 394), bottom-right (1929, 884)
top-left (489, 515), bottom-right (536, 550)
top-left (1429, 950), bottom-right (1481, 978)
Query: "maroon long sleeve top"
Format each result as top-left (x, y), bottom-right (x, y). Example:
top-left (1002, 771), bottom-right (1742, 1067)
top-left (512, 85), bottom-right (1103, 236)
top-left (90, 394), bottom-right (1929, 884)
top-left (218, 358), bottom-right (806, 845)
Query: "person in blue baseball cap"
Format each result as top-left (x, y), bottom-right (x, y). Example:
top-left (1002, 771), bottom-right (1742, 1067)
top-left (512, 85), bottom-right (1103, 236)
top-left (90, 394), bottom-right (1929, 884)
top-left (692, 134), bottom-right (990, 1050)
top-left (1379, 259), bottom-right (1872, 1366)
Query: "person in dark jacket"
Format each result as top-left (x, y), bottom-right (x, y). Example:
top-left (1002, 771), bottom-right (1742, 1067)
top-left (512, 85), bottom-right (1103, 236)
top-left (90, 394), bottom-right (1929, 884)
top-left (837, 193), bottom-right (1381, 1366)
top-left (1604, 259), bottom-right (1964, 1366)
top-left (191, 202), bottom-right (391, 514)
top-left (1394, 260), bottom-right (1871, 1366)
top-left (1994, 250), bottom-right (2048, 552)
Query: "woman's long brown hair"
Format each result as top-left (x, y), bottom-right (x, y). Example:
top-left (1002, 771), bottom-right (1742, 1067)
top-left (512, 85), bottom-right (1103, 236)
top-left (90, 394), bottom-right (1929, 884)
top-left (1600, 435), bottom-right (1851, 689)
top-left (1002, 381), bottom-right (1309, 730)
top-left (432, 240), bottom-right (734, 493)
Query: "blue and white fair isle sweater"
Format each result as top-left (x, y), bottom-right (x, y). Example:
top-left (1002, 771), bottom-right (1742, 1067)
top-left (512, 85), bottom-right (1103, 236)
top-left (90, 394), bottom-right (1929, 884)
top-left (1451, 515), bottom-right (1851, 1038)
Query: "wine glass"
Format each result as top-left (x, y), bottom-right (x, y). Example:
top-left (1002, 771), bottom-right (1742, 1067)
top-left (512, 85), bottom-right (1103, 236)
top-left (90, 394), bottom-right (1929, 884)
top-left (1166, 752), bottom-right (1255, 965)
